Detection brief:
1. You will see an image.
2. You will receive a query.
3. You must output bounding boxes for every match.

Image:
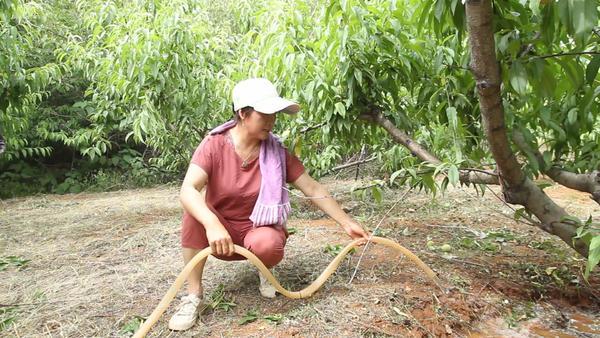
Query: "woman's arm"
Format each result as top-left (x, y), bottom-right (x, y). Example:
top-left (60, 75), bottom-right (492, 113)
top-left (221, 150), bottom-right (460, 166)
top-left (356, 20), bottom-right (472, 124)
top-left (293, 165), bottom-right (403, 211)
top-left (180, 164), bottom-right (235, 256)
top-left (291, 172), bottom-right (369, 242)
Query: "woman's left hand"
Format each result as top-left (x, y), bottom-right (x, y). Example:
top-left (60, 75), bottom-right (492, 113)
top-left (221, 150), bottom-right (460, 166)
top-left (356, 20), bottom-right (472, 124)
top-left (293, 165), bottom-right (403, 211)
top-left (342, 220), bottom-right (370, 245)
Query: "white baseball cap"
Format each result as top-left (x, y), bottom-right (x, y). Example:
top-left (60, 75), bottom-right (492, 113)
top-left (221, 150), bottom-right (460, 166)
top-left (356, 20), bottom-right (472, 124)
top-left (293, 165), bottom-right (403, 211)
top-left (232, 78), bottom-right (300, 114)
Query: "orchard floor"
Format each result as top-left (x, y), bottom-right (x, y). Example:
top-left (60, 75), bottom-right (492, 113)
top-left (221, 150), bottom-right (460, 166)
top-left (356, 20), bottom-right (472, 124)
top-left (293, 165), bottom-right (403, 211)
top-left (1, 178), bottom-right (599, 337)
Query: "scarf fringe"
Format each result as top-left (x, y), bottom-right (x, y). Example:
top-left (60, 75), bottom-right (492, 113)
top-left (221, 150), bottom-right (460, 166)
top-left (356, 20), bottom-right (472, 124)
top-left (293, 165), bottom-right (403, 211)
top-left (250, 201), bottom-right (291, 227)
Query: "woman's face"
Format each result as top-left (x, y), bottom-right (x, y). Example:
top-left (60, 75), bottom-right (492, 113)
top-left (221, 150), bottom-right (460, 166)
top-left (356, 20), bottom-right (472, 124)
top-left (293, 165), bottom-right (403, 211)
top-left (240, 109), bottom-right (276, 140)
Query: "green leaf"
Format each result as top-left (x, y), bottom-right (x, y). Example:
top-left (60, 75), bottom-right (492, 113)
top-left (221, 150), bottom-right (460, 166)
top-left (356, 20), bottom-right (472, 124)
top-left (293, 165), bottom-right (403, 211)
top-left (293, 136), bottom-right (302, 157)
top-left (585, 54), bottom-right (600, 85)
top-left (239, 310), bottom-right (259, 325)
top-left (584, 236), bottom-right (600, 279)
top-left (560, 215), bottom-right (582, 226)
top-left (532, 59), bottom-right (555, 98)
top-left (567, 108), bottom-right (578, 125)
top-left (120, 316), bottom-right (145, 334)
top-left (422, 174), bottom-right (436, 193)
top-left (440, 176), bottom-right (449, 191)
top-left (547, 121), bottom-right (567, 142)
top-left (509, 61), bottom-right (528, 95)
top-left (557, 59), bottom-right (584, 90)
top-left (572, 0), bottom-right (598, 43)
top-left (371, 186), bottom-right (382, 204)
top-left (514, 208), bottom-right (527, 221)
top-left (390, 170), bottom-right (403, 185)
top-left (535, 182), bottom-right (553, 190)
top-left (0, 307), bottom-right (17, 331)
top-left (447, 164), bottom-right (459, 187)
top-left (497, 33), bottom-right (512, 54)
top-left (434, 0), bottom-right (445, 21)
top-left (354, 68), bottom-right (363, 87)
top-left (334, 102), bottom-right (346, 117)
top-left (263, 313), bottom-right (284, 324)
top-left (446, 106), bottom-right (458, 130)
top-left (528, 0), bottom-right (541, 15)
top-left (541, 3), bottom-right (556, 45)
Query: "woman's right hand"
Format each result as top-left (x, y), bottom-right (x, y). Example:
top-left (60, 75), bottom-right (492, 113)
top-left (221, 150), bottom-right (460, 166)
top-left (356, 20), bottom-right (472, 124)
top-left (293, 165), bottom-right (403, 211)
top-left (206, 224), bottom-right (235, 256)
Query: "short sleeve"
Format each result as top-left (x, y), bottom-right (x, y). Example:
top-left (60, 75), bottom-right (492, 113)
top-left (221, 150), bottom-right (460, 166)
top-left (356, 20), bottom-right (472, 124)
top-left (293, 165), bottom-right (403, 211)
top-left (285, 148), bottom-right (305, 183)
top-left (191, 136), bottom-right (214, 176)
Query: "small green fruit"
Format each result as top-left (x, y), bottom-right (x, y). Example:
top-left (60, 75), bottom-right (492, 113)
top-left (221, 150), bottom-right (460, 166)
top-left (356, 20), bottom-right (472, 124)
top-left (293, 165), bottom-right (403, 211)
top-left (440, 244), bottom-right (452, 252)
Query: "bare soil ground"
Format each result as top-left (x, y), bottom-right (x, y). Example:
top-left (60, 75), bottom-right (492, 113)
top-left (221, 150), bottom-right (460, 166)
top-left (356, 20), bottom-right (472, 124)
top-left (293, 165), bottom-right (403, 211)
top-left (1, 179), bottom-right (599, 337)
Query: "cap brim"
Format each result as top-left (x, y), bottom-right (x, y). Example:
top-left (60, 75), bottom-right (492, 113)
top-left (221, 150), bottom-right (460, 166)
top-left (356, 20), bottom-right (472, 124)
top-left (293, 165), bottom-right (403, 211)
top-left (253, 96), bottom-right (300, 115)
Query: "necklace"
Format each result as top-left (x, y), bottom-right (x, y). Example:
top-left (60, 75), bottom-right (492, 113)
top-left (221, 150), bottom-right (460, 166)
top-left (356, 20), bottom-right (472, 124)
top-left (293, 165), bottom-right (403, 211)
top-left (234, 141), bottom-right (259, 169)
top-left (240, 146), bottom-right (258, 168)
top-left (228, 130), bottom-right (259, 169)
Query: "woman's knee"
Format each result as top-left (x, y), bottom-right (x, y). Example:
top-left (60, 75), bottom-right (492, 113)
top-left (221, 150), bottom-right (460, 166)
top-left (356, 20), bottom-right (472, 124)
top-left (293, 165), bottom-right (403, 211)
top-left (244, 227), bottom-right (286, 267)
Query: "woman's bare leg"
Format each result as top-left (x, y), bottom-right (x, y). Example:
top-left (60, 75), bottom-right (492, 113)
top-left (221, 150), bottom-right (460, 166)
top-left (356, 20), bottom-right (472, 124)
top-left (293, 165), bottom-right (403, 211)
top-left (182, 248), bottom-right (206, 297)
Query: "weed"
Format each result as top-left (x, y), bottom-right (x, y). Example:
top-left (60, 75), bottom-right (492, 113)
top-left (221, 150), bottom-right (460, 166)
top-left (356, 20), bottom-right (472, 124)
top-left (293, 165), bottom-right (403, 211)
top-left (120, 315), bottom-right (145, 334)
top-left (484, 229), bottom-right (517, 243)
top-left (32, 290), bottom-right (46, 302)
top-left (0, 307), bottom-right (17, 331)
top-left (505, 302), bottom-right (536, 328)
top-left (371, 227), bottom-right (392, 237)
top-left (208, 284), bottom-right (237, 312)
top-left (449, 275), bottom-right (471, 288)
top-left (239, 310), bottom-right (260, 325)
top-left (452, 229), bottom-right (519, 254)
top-left (237, 311), bottom-right (287, 326)
top-left (0, 256), bottom-right (31, 271)
top-left (263, 313), bottom-right (284, 325)
top-left (323, 244), bottom-right (355, 256)
top-left (513, 263), bottom-right (578, 293)
top-left (528, 240), bottom-right (557, 251)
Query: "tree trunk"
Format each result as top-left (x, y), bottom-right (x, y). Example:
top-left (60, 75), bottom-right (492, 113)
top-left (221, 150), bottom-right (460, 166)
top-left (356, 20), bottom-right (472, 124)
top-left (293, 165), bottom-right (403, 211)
top-left (465, 0), bottom-right (588, 257)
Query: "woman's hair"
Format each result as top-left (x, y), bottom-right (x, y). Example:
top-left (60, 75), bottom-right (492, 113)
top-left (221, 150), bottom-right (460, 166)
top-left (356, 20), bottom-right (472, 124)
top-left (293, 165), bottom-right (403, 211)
top-left (233, 105), bottom-right (254, 123)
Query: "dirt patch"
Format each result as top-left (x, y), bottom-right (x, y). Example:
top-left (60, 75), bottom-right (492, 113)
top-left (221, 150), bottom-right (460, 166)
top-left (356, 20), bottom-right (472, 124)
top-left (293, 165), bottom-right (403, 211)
top-left (1, 181), bottom-right (599, 337)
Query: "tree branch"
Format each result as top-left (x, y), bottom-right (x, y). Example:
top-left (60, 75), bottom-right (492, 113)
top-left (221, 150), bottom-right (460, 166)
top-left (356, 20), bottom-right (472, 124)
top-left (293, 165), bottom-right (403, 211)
top-left (531, 51), bottom-right (600, 60)
top-left (327, 155), bottom-right (377, 173)
top-left (459, 168), bottom-right (499, 185)
top-left (301, 122), bottom-right (326, 134)
top-left (359, 107), bottom-right (441, 164)
top-left (512, 130), bottom-right (600, 206)
top-left (359, 107), bottom-right (499, 185)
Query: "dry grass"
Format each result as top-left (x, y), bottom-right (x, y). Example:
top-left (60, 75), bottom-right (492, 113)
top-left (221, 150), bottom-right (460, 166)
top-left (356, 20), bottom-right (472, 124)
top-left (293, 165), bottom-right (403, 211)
top-left (1, 180), bottom-right (599, 337)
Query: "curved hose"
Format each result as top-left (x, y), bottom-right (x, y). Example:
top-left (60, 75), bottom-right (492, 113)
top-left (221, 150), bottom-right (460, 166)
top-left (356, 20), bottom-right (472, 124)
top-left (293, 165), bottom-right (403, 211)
top-left (133, 236), bottom-right (441, 338)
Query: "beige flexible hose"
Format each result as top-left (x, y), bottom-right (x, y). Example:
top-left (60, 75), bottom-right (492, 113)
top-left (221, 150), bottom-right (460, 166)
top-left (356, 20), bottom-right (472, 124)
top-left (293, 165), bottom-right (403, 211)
top-left (133, 236), bottom-right (441, 338)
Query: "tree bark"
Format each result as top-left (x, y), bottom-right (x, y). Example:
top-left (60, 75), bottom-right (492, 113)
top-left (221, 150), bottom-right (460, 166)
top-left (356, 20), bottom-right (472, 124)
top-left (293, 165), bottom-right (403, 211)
top-left (360, 109), bottom-right (499, 185)
top-left (326, 156), bottom-right (377, 173)
top-left (512, 130), bottom-right (600, 206)
top-left (465, 0), bottom-right (588, 257)
top-left (360, 109), bottom-right (441, 164)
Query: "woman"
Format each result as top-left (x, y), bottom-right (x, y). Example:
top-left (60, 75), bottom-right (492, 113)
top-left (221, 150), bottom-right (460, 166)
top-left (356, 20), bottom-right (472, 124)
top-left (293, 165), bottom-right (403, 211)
top-left (169, 78), bottom-right (369, 331)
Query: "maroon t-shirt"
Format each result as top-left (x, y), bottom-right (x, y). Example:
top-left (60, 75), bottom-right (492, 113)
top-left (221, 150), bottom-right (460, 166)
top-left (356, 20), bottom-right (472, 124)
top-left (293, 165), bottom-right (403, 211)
top-left (190, 131), bottom-right (305, 228)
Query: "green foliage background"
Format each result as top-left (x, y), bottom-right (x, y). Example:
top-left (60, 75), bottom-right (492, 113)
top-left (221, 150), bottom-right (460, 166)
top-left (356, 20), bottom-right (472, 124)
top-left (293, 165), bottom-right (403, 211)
top-left (3, 0), bottom-right (599, 195)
